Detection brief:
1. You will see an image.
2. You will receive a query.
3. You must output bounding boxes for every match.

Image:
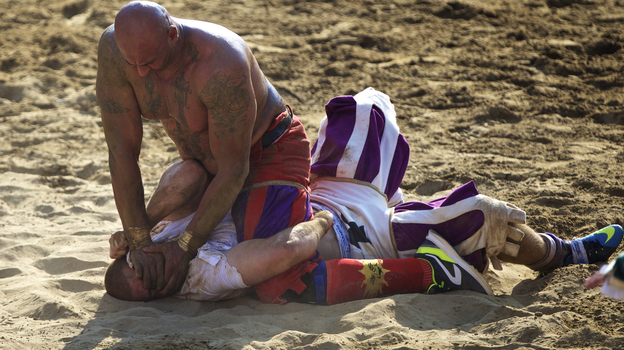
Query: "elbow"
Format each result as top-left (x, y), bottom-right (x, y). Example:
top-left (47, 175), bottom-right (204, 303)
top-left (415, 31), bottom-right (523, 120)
top-left (233, 160), bottom-right (250, 186)
top-left (108, 148), bottom-right (140, 167)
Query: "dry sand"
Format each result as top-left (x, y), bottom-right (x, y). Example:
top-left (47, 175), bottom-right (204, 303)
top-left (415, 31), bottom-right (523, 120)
top-left (1, 0), bottom-right (624, 349)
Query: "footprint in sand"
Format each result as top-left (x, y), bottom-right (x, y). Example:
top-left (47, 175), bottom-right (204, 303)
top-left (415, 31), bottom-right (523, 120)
top-left (0, 267), bottom-right (21, 278)
top-left (34, 256), bottom-right (108, 275)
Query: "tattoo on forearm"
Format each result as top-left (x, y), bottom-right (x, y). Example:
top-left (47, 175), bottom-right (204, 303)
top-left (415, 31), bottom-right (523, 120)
top-left (173, 73), bottom-right (192, 127)
top-left (200, 72), bottom-right (250, 139)
top-left (135, 182), bottom-right (145, 209)
top-left (142, 76), bottom-right (162, 117)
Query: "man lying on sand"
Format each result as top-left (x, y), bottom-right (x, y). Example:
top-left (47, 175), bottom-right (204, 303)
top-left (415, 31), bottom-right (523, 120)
top-left (105, 88), bottom-right (624, 305)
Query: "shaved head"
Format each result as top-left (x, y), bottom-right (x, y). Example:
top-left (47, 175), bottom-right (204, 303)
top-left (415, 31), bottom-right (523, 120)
top-left (113, 1), bottom-right (183, 75)
top-left (105, 258), bottom-right (161, 301)
top-left (115, 1), bottom-right (170, 40)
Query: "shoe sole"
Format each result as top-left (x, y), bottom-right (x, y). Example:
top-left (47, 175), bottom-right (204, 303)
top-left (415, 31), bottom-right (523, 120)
top-left (427, 229), bottom-right (494, 296)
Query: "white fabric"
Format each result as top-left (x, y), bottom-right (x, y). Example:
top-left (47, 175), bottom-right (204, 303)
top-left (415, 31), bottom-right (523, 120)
top-left (598, 257), bottom-right (624, 300)
top-left (125, 212), bottom-right (252, 301)
top-left (392, 193), bottom-right (526, 270)
top-left (311, 178), bottom-right (527, 271)
top-left (354, 88), bottom-right (401, 198)
top-left (312, 87), bottom-right (404, 203)
top-left (311, 179), bottom-right (397, 260)
top-left (336, 89), bottom-right (372, 179)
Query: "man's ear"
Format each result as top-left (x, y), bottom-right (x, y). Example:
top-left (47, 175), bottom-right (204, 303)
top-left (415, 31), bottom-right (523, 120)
top-left (168, 25), bottom-right (179, 42)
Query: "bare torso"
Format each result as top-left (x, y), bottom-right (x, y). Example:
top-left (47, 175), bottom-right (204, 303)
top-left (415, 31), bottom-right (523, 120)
top-left (112, 19), bottom-right (286, 174)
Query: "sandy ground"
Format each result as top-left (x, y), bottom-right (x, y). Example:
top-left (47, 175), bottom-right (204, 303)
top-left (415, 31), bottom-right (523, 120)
top-left (1, 0), bottom-right (624, 349)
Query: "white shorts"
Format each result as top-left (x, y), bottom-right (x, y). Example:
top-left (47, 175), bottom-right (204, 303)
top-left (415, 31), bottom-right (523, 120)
top-left (126, 212), bottom-right (252, 301)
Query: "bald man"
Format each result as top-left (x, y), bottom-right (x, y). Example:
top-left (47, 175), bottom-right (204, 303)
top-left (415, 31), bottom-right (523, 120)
top-left (96, 1), bottom-right (314, 297)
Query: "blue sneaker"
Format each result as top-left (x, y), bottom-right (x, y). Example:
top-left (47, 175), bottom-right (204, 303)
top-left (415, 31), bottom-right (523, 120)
top-left (565, 225), bottom-right (624, 265)
top-left (415, 230), bottom-right (493, 296)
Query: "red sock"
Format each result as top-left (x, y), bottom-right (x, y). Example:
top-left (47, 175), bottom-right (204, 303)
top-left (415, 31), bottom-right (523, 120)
top-left (322, 258), bottom-right (433, 305)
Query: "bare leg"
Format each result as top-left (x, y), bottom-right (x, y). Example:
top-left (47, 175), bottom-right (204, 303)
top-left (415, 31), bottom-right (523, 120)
top-left (145, 159), bottom-right (210, 226)
top-left (497, 224), bottom-right (548, 266)
top-left (108, 159), bottom-right (209, 260)
top-left (225, 210), bottom-right (334, 286)
top-left (105, 211), bottom-right (334, 300)
top-left (497, 223), bottom-right (577, 273)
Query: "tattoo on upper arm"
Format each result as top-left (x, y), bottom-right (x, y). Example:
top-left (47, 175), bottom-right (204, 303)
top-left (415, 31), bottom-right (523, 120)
top-left (142, 76), bottom-right (162, 117)
top-left (101, 100), bottom-right (131, 114)
top-left (200, 72), bottom-right (251, 139)
top-left (100, 32), bottom-right (129, 88)
top-left (97, 31), bottom-right (133, 113)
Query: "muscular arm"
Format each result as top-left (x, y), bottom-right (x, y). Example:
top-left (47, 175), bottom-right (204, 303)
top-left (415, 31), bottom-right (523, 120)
top-left (96, 28), bottom-right (151, 236)
top-left (148, 55), bottom-right (258, 294)
top-left (181, 68), bottom-right (255, 253)
top-left (96, 28), bottom-right (164, 289)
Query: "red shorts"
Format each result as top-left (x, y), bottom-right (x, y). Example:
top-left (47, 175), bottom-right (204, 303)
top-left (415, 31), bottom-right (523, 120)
top-left (232, 108), bottom-right (316, 304)
top-left (232, 107), bottom-right (313, 242)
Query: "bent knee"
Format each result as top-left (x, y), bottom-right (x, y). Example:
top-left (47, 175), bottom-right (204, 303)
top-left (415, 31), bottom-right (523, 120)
top-left (163, 159), bottom-right (209, 185)
top-left (276, 237), bottom-right (315, 268)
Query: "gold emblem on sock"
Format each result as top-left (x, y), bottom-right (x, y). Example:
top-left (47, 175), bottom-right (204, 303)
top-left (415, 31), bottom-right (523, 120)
top-left (358, 259), bottom-right (390, 299)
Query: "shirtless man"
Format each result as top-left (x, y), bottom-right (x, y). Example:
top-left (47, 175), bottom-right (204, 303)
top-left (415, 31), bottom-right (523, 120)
top-left (96, 1), bottom-right (313, 297)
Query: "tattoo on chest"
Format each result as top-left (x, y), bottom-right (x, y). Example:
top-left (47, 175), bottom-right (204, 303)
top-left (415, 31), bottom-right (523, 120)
top-left (170, 121), bottom-right (213, 163)
top-left (142, 76), bottom-right (162, 117)
top-left (181, 133), bottom-right (208, 162)
top-left (173, 73), bottom-right (192, 127)
top-left (200, 72), bottom-right (250, 139)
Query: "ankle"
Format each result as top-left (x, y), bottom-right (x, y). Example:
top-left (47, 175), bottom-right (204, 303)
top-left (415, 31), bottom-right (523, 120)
top-left (526, 233), bottom-right (569, 273)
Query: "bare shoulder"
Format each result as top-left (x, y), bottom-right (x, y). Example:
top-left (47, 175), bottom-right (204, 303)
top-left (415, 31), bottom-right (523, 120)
top-left (96, 25), bottom-right (128, 86)
top-left (182, 19), bottom-right (251, 67)
top-left (97, 26), bottom-right (122, 66)
top-left (96, 25), bottom-right (135, 116)
top-left (182, 21), bottom-right (255, 101)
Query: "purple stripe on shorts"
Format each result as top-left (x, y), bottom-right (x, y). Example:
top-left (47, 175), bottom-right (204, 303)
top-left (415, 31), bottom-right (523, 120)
top-left (233, 185), bottom-right (302, 242)
top-left (391, 181), bottom-right (483, 252)
top-left (311, 96), bottom-right (357, 177)
top-left (384, 133), bottom-right (409, 199)
top-left (353, 105), bottom-right (385, 183)
top-left (395, 181), bottom-right (480, 214)
top-left (251, 185), bottom-right (299, 240)
top-left (425, 181), bottom-right (479, 208)
top-left (392, 210), bottom-right (485, 251)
